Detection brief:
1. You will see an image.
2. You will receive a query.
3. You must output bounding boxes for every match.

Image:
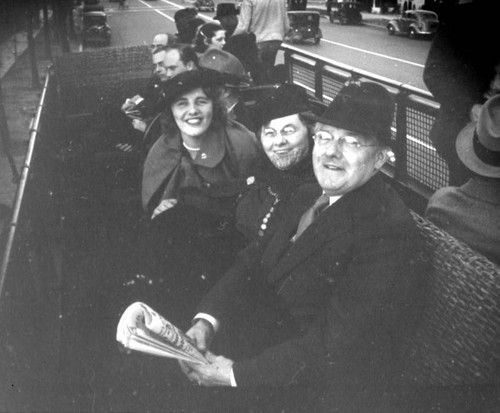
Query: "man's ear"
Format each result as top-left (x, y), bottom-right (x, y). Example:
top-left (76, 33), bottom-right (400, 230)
top-left (186, 61), bottom-right (195, 71)
top-left (374, 147), bottom-right (389, 170)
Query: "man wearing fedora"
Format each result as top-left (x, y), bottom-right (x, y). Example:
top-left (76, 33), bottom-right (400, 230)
top-left (426, 94), bottom-right (500, 266)
top-left (177, 81), bottom-right (427, 410)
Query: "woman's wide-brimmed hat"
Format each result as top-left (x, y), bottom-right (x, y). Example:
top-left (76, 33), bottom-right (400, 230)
top-left (303, 81), bottom-right (395, 146)
top-left (161, 70), bottom-right (222, 107)
top-left (259, 83), bottom-right (312, 125)
top-left (456, 94), bottom-right (500, 178)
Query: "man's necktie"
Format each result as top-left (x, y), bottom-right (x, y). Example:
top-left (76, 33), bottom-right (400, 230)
top-left (292, 193), bottom-right (329, 241)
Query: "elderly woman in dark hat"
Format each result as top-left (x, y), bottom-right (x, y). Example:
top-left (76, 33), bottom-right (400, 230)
top-left (235, 83), bottom-right (318, 244)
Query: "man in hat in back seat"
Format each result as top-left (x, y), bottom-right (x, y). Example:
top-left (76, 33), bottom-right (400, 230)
top-left (426, 93), bottom-right (500, 266)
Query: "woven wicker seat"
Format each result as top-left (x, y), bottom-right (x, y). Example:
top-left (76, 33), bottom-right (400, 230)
top-left (54, 45), bottom-right (152, 116)
top-left (403, 211), bottom-right (500, 386)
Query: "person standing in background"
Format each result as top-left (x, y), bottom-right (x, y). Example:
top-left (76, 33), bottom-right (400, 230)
top-left (233, 0), bottom-right (290, 84)
top-left (423, 0), bottom-right (500, 186)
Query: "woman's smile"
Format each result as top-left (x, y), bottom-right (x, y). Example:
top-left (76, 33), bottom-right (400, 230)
top-left (171, 88), bottom-right (213, 140)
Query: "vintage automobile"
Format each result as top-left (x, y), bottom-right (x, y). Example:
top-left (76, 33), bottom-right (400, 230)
top-left (82, 11), bottom-right (111, 46)
top-left (329, 1), bottom-right (363, 25)
top-left (387, 10), bottom-right (439, 39)
top-left (286, 11), bottom-right (322, 45)
top-left (194, 0), bottom-right (215, 12)
top-left (82, 0), bottom-right (104, 12)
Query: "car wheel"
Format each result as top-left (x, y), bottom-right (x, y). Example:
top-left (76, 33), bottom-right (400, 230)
top-left (409, 28), bottom-right (417, 39)
top-left (387, 24), bottom-right (395, 35)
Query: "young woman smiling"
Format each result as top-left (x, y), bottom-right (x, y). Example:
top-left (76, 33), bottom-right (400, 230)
top-left (135, 69), bottom-right (264, 322)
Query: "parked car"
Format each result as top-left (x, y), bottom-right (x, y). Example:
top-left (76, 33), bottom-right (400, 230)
top-left (329, 1), bottom-right (363, 25)
top-left (387, 10), bottom-right (439, 39)
top-left (286, 11), bottom-right (322, 45)
top-left (82, 11), bottom-right (111, 46)
top-left (194, 0), bottom-right (215, 12)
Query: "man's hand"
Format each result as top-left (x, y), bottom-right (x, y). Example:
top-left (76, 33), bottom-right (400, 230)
top-left (185, 319), bottom-right (215, 353)
top-left (132, 118), bottom-right (147, 132)
top-left (121, 95), bottom-right (143, 113)
top-left (151, 199), bottom-right (178, 219)
top-left (179, 351), bottom-right (234, 387)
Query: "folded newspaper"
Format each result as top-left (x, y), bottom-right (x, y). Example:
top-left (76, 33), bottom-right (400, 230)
top-left (116, 302), bottom-right (208, 365)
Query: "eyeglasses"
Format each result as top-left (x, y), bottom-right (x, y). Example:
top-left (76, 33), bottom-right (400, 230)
top-left (313, 131), bottom-right (377, 151)
top-left (150, 44), bottom-right (165, 50)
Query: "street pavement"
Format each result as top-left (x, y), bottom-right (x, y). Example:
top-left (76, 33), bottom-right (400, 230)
top-left (0, 24), bottom-right (81, 223)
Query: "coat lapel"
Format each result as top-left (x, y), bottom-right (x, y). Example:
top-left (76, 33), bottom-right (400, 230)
top-left (266, 175), bottom-right (385, 284)
top-left (266, 200), bottom-right (353, 283)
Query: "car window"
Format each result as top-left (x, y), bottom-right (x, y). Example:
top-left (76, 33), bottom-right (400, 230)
top-left (84, 16), bottom-right (107, 25)
top-left (418, 11), bottom-right (438, 20)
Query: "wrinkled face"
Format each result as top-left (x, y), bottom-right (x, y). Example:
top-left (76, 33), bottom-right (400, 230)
top-left (312, 122), bottom-right (388, 196)
top-left (171, 88), bottom-right (213, 140)
top-left (261, 114), bottom-right (310, 171)
top-left (153, 49), bottom-right (193, 82)
top-left (208, 30), bottom-right (226, 49)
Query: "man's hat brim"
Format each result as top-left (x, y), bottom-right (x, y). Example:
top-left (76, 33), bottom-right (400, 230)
top-left (456, 121), bottom-right (500, 178)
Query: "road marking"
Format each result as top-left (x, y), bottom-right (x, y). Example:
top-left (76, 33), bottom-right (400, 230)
top-left (320, 38), bottom-right (424, 68)
top-left (138, 0), bottom-right (176, 21)
top-left (159, 0), bottom-right (215, 20)
top-left (107, 7), bottom-right (179, 14)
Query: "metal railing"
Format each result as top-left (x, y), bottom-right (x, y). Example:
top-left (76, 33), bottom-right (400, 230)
top-left (281, 43), bottom-right (446, 200)
top-left (0, 67), bottom-right (54, 299)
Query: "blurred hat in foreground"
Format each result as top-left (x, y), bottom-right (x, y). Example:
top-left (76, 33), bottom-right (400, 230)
top-left (199, 48), bottom-right (251, 88)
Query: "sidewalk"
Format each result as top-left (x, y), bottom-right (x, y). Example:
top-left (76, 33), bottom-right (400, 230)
top-left (0, 25), bottom-right (78, 211)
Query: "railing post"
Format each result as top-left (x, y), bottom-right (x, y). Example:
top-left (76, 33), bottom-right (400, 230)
top-left (394, 90), bottom-right (408, 183)
top-left (314, 61), bottom-right (324, 101)
top-left (284, 48), bottom-right (293, 84)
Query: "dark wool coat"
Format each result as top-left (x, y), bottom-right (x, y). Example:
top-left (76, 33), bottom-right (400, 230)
top-left (197, 174), bottom-right (427, 390)
top-left (141, 119), bottom-right (263, 215)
